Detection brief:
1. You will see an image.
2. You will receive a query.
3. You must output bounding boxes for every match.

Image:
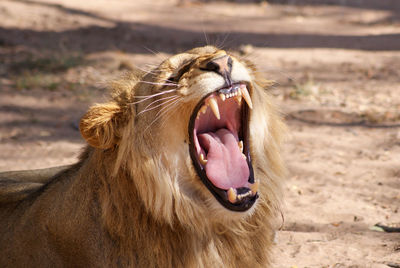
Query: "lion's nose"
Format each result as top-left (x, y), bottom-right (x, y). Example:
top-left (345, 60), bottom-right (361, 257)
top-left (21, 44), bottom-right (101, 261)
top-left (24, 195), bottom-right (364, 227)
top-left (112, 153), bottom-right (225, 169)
top-left (202, 55), bottom-right (233, 85)
top-left (203, 55), bottom-right (232, 75)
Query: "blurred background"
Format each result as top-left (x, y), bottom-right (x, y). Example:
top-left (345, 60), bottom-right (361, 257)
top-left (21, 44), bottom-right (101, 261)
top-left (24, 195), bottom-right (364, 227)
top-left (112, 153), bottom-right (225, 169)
top-left (0, 0), bottom-right (399, 266)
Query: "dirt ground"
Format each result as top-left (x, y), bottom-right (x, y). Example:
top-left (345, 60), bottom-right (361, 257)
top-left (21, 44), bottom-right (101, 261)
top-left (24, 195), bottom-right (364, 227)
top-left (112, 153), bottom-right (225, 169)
top-left (0, 0), bottom-right (399, 267)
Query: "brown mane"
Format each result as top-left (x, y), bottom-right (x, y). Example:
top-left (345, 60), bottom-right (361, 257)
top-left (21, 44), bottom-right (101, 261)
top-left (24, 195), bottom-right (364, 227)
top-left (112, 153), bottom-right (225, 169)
top-left (0, 46), bottom-right (285, 267)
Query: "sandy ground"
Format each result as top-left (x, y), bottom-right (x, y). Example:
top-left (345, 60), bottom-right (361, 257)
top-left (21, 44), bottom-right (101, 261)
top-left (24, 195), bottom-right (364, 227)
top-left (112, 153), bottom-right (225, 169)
top-left (0, 0), bottom-right (399, 267)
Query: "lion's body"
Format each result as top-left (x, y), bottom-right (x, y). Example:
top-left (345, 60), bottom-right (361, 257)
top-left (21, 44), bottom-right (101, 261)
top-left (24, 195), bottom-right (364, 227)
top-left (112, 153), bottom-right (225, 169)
top-left (0, 46), bottom-right (285, 267)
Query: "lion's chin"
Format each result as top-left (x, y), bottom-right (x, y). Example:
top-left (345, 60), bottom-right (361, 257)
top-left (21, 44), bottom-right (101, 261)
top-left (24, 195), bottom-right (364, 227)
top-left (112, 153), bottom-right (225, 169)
top-left (188, 82), bottom-right (259, 212)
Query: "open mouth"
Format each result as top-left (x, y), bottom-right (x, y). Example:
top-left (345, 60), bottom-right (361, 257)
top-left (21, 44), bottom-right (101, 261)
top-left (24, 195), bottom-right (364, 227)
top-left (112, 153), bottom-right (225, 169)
top-left (189, 82), bottom-right (259, 211)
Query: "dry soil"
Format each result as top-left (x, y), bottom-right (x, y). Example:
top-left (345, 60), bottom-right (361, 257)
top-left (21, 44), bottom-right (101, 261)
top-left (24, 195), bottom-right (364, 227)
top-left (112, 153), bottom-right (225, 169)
top-left (0, 0), bottom-right (399, 267)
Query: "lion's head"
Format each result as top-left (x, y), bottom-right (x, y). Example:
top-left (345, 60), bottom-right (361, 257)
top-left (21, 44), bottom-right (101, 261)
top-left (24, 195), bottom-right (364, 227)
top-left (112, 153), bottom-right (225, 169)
top-left (79, 46), bottom-right (285, 231)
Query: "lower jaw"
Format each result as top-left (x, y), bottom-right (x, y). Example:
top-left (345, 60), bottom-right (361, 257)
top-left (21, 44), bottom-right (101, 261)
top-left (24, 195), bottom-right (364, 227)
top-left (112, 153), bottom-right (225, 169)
top-left (216, 191), bottom-right (259, 212)
top-left (190, 162), bottom-right (258, 212)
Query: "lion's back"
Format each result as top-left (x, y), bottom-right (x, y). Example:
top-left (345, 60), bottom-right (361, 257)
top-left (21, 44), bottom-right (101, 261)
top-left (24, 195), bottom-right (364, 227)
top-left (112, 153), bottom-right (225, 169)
top-left (0, 166), bottom-right (71, 204)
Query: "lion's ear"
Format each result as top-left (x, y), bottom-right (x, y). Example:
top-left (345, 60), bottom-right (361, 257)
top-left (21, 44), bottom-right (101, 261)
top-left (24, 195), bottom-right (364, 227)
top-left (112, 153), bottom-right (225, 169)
top-left (79, 102), bottom-right (122, 149)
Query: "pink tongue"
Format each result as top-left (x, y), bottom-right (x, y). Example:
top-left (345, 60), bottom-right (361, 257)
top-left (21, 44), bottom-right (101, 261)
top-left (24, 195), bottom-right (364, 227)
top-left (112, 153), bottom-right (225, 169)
top-left (198, 128), bottom-right (249, 190)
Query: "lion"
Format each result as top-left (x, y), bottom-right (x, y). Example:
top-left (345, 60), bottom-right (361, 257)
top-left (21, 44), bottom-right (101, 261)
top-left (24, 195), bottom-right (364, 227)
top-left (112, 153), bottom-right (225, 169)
top-left (0, 46), bottom-right (285, 267)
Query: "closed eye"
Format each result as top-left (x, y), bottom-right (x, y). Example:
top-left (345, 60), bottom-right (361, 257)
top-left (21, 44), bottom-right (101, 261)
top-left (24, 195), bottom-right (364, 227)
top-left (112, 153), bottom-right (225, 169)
top-left (170, 60), bottom-right (196, 83)
top-left (167, 76), bottom-right (178, 83)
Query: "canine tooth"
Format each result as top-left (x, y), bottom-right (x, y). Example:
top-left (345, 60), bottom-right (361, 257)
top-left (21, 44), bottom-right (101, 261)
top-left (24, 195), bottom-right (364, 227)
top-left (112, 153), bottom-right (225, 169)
top-left (208, 97), bottom-right (220, 120)
top-left (219, 94), bottom-right (226, 101)
top-left (227, 188), bottom-right (237, 203)
top-left (238, 141), bottom-right (243, 153)
top-left (242, 153), bottom-right (247, 160)
top-left (240, 86), bottom-right (253, 109)
top-left (250, 181), bottom-right (259, 194)
top-left (199, 153), bottom-right (208, 165)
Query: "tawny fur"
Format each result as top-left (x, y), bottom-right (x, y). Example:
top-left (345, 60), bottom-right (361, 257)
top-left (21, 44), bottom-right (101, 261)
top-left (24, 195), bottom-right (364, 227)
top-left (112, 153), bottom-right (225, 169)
top-left (0, 46), bottom-right (285, 267)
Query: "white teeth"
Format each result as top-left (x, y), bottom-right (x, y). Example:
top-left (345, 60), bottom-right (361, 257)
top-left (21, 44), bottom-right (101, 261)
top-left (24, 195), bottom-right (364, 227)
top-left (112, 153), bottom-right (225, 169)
top-left (228, 184), bottom-right (257, 204)
top-left (240, 86), bottom-right (253, 109)
top-left (199, 153), bottom-right (208, 165)
top-left (242, 153), bottom-right (247, 160)
top-left (208, 97), bottom-right (220, 120)
top-left (249, 181), bottom-right (259, 194)
top-left (237, 191), bottom-right (252, 201)
top-left (238, 141), bottom-right (243, 153)
top-left (197, 85), bottom-right (250, 121)
top-left (227, 188), bottom-right (237, 203)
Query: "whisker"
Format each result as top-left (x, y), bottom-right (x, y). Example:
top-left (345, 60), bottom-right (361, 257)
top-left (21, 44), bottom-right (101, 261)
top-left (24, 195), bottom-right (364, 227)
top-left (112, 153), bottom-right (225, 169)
top-left (154, 98), bottom-right (181, 119)
top-left (129, 89), bottom-right (178, 105)
top-left (144, 63), bottom-right (159, 69)
top-left (125, 62), bottom-right (161, 76)
top-left (133, 89), bottom-right (177, 98)
top-left (157, 98), bottom-right (185, 129)
top-left (200, 19), bottom-right (209, 46)
top-left (145, 98), bottom-right (182, 132)
top-left (137, 96), bottom-right (179, 116)
top-left (216, 31), bottom-right (230, 50)
top-left (142, 46), bottom-right (168, 61)
top-left (137, 80), bottom-right (179, 87)
top-left (158, 100), bottom-right (183, 129)
top-left (143, 95), bottom-right (178, 108)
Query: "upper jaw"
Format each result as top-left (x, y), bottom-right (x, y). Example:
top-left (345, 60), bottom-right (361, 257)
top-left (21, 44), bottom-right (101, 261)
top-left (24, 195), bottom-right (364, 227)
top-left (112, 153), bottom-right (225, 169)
top-left (188, 81), bottom-right (259, 212)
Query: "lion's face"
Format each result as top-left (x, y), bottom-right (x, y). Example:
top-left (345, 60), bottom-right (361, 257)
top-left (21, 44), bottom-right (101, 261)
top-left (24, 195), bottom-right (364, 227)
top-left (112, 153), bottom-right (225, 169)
top-left (80, 46), bottom-right (283, 223)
